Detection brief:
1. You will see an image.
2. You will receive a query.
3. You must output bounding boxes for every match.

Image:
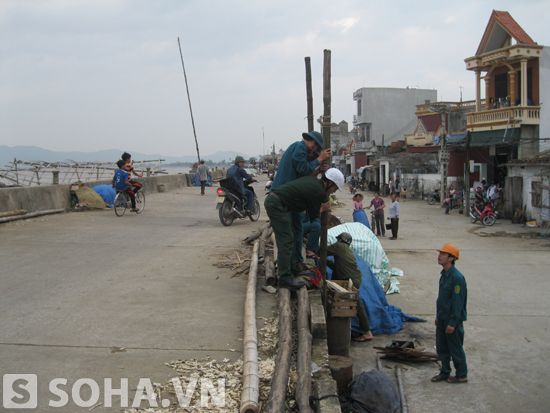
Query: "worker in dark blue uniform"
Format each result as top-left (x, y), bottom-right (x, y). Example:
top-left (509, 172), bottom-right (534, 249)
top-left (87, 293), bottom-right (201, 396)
top-left (431, 243), bottom-right (468, 384)
top-left (271, 131), bottom-right (331, 266)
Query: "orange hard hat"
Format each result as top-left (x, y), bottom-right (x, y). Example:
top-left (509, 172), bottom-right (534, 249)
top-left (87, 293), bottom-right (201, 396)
top-left (437, 243), bottom-right (459, 260)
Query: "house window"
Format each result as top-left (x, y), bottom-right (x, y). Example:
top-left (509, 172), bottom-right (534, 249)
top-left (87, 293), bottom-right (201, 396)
top-left (357, 99), bottom-right (362, 117)
top-left (531, 181), bottom-right (542, 207)
top-left (425, 100), bottom-right (430, 104)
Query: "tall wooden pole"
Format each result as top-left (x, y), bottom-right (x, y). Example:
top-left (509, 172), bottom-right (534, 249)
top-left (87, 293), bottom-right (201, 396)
top-left (464, 131), bottom-right (471, 215)
top-left (178, 37), bottom-right (201, 164)
top-left (319, 49), bottom-right (331, 280)
top-left (305, 57), bottom-right (314, 132)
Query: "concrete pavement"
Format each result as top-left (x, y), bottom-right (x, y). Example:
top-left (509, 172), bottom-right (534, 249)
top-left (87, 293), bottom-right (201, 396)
top-left (2, 177), bottom-right (549, 412)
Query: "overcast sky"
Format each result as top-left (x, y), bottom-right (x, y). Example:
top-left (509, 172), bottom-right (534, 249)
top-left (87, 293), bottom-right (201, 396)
top-left (1, 0), bottom-right (548, 158)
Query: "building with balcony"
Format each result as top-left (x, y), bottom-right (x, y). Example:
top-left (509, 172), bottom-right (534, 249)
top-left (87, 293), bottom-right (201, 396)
top-left (464, 10), bottom-right (550, 156)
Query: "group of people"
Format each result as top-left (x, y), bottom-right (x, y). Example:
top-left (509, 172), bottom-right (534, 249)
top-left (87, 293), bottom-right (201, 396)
top-left (111, 152), bottom-right (143, 212)
top-left (353, 191), bottom-right (400, 240)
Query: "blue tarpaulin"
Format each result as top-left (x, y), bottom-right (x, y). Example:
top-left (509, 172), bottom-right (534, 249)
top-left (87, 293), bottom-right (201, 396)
top-left (328, 253), bottom-right (425, 335)
top-left (353, 209), bottom-right (371, 230)
top-left (192, 173), bottom-right (212, 187)
top-left (92, 185), bottom-right (116, 206)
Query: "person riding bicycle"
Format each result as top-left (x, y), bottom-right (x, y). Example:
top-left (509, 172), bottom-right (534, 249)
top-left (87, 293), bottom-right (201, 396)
top-left (121, 152), bottom-right (143, 193)
top-left (227, 155), bottom-right (257, 214)
top-left (112, 160), bottom-right (137, 212)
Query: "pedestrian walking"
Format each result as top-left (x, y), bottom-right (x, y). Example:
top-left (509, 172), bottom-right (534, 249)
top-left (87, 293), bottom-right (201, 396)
top-left (431, 243), bottom-right (468, 384)
top-left (197, 160), bottom-right (209, 195)
top-left (366, 192), bottom-right (386, 236)
top-left (395, 176), bottom-right (401, 198)
top-left (388, 194), bottom-right (399, 240)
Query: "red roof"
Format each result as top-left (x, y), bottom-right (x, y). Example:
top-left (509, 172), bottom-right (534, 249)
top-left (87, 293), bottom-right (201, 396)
top-left (476, 10), bottom-right (536, 56)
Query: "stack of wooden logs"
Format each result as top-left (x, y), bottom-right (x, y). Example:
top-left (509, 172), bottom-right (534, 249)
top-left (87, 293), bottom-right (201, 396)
top-left (240, 222), bottom-right (314, 413)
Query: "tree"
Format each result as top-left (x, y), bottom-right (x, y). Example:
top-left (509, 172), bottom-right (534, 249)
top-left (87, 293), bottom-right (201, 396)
top-left (249, 157), bottom-right (257, 163)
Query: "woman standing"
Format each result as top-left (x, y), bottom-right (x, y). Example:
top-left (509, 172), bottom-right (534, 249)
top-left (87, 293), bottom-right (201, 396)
top-left (388, 194), bottom-right (400, 240)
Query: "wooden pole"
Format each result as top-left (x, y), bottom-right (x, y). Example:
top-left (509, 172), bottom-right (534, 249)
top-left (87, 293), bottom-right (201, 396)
top-left (177, 37), bottom-right (201, 164)
top-left (264, 256), bottom-right (277, 286)
top-left (265, 288), bottom-right (292, 412)
top-left (0, 209), bottom-right (65, 224)
top-left (0, 210), bottom-right (27, 218)
top-left (395, 366), bottom-right (409, 413)
top-left (240, 240), bottom-right (260, 413)
top-left (464, 131), bottom-right (471, 215)
top-left (305, 57), bottom-right (314, 132)
top-left (319, 49), bottom-right (332, 283)
top-left (243, 222), bottom-right (270, 244)
top-left (296, 287), bottom-right (313, 413)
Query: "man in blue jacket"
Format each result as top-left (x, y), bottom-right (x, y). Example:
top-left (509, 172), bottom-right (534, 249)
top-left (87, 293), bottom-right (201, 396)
top-left (227, 156), bottom-right (257, 213)
top-left (272, 131), bottom-right (331, 265)
top-left (431, 243), bottom-right (468, 384)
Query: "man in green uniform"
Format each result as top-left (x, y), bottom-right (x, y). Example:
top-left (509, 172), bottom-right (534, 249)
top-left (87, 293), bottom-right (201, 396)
top-left (327, 233), bottom-right (374, 342)
top-left (431, 243), bottom-right (468, 384)
top-left (265, 168), bottom-right (344, 290)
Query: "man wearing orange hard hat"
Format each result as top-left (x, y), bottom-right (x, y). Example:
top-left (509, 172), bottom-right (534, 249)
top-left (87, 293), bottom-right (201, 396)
top-left (431, 243), bottom-right (468, 384)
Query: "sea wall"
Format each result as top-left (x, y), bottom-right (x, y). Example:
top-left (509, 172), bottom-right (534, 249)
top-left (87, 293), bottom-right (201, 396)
top-left (0, 170), bottom-right (226, 214)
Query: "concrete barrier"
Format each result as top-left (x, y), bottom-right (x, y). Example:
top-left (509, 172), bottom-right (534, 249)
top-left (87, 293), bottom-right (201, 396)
top-left (0, 170), bottom-right (226, 214)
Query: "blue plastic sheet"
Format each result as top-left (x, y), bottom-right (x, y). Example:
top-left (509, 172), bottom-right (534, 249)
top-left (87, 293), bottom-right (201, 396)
top-left (352, 209), bottom-right (370, 229)
top-left (92, 185), bottom-right (116, 206)
top-left (192, 173), bottom-right (212, 187)
top-left (328, 254), bottom-right (425, 335)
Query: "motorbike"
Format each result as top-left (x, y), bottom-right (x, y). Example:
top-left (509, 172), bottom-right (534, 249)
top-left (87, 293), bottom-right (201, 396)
top-left (349, 181), bottom-right (357, 195)
top-left (427, 188), bottom-right (441, 205)
top-left (358, 180), bottom-right (366, 191)
top-left (216, 178), bottom-right (260, 226)
top-left (470, 202), bottom-right (496, 226)
top-left (267, 170), bottom-right (275, 180)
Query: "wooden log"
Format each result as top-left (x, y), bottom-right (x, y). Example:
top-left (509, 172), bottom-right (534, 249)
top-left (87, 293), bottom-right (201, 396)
top-left (0, 209), bottom-right (65, 224)
top-left (271, 233), bottom-right (278, 271)
top-left (258, 227), bottom-right (270, 264)
top-left (328, 355), bottom-right (353, 396)
top-left (395, 366), bottom-right (409, 413)
top-left (243, 222), bottom-right (270, 244)
top-left (240, 240), bottom-right (260, 413)
top-left (266, 288), bottom-right (292, 413)
top-left (264, 256), bottom-right (277, 287)
top-left (0, 210), bottom-right (27, 218)
top-left (296, 287), bottom-right (313, 413)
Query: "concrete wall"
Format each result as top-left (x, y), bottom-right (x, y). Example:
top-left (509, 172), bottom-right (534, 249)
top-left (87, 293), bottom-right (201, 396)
top-left (539, 47), bottom-right (550, 152)
top-left (0, 170), bottom-right (226, 214)
top-left (401, 173), bottom-right (440, 199)
top-left (354, 87), bottom-right (438, 145)
top-left (507, 164), bottom-right (550, 222)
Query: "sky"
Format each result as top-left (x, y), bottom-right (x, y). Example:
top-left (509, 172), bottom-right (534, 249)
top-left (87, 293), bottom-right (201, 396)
top-left (1, 0), bottom-right (549, 159)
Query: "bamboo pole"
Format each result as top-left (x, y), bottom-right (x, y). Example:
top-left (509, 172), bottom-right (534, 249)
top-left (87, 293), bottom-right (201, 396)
top-left (395, 366), bottom-right (409, 413)
top-left (265, 288), bottom-right (292, 412)
top-left (296, 287), bottom-right (313, 413)
top-left (240, 240), bottom-right (260, 413)
top-left (0, 210), bottom-right (27, 218)
top-left (0, 209), bottom-right (65, 224)
top-left (265, 256), bottom-right (277, 287)
top-left (271, 233), bottom-right (278, 270)
top-left (243, 222), bottom-right (270, 244)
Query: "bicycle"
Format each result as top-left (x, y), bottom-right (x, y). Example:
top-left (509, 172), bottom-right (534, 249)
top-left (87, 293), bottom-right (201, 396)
top-left (114, 189), bottom-right (146, 217)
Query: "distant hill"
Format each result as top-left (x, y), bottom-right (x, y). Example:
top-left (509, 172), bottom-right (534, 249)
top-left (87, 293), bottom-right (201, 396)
top-left (0, 146), bottom-right (252, 166)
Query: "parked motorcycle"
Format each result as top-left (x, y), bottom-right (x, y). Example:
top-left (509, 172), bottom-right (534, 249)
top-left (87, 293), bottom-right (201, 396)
top-left (470, 202), bottom-right (496, 226)
top-left (427, 188), bottom-right (441, 205)
top-left (349, 182), bottom-right (357, 195)
top-left (267, 170), bottom-right (275, 180)
top-left (216, 178), bottom-right (260, 226)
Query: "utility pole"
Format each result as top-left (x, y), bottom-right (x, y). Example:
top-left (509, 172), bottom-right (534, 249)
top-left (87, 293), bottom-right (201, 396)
top-left (305, 57), bottom-right (314, 132)
top-left (439, 110), bottom-right (448, 200)
top-left (464, 131), bottom-right (471, 214)
top-left (262, 128), bottom-right (265, 162)
top-left (319, 49), bottom-right (331, 280)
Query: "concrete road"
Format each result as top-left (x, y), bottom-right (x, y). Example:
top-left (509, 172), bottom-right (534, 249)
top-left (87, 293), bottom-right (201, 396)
top-left (2, 176), bottom-right (549, 412)
top-left (0, 181), bottom-right (275, 412)
top-left (338, 190), bottom-right (550, 412)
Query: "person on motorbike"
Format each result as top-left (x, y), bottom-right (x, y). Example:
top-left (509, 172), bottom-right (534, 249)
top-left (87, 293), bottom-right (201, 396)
top-left (265, 168), bottom-right (344, 290)
top-left (227, 156), bottom-right (257, 214)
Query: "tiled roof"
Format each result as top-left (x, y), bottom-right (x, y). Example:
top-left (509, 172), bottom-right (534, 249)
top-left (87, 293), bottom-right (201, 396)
top-left (476, 10), bottom-right (536, 56)
top-left (493, 10), bottom-right (536, 45)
